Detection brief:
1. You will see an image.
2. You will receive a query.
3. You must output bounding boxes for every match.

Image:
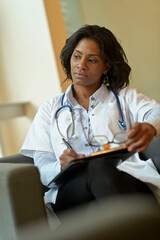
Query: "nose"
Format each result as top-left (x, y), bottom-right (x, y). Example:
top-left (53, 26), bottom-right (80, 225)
top-left (77, 58), bottom-right (87, 70)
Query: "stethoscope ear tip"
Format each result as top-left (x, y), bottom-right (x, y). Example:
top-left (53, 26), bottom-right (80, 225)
top-left (118, 120), bottom-right (127, 131)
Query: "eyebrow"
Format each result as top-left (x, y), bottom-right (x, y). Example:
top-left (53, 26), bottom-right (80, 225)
top-left (74, 49), bottom-right (100, 57)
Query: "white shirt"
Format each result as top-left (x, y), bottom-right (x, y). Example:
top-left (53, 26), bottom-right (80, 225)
top-left (21, 84), bottom-right (160, 204)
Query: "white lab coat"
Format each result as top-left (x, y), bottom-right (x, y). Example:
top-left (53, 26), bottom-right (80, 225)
top-left (21, 84), bottom-right (160, 204)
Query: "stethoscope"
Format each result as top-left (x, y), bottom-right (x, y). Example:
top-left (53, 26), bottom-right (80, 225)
top-left (55, 87), bottom-right (127, 147)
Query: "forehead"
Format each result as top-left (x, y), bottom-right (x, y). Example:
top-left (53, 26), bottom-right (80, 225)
top-left (73, 38), bottom-right (101, 55)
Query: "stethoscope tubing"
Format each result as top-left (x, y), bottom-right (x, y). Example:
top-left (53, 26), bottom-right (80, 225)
top-left (108, 87), bottom-right (127, 131)
top-left (55, 94), bottom-right (72, 119)
top-left (108, 87), bottom-right (124, 122)
top-left (54, 87), bottom-right (127, 141)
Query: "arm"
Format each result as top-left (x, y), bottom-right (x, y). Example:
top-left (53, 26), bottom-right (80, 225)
top-left (34, 151), bottom-right (61, 186)
top-left (34, 149), bottom-right (86, 182)
top-left (125, 106), bottom-right (160, 152)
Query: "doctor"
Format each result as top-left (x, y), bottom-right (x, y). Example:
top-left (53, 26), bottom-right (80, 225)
top-left (21, 25), bottom-right (160, 213)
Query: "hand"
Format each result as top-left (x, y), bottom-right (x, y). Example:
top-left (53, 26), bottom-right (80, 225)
top-left (124, 122), bottom-right (156, 152)
top-left (59, 148), bottom-right (86, 169)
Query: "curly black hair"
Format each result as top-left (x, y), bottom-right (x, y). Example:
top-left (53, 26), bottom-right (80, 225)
top-left (60, 24), bottom-right (131, 93)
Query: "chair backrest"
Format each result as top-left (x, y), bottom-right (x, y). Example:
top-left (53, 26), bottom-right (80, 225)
top-left (139, 139), bottom-right (160, 173)
top-left (0, 163), bottom-right (48, 240)
top-left (0, 153), bottom-right (34, 164)
top-left (0, 154), bottom-right (50, 194)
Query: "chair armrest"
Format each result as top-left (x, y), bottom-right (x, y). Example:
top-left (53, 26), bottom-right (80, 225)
top-left (0, 163), bottom-right (48, 240)
top-left (19, 195), bottom-right (160, 240)
top-left (139, 139), bottom-right (160, 173)
top-left (0, 153), bottom-right (33, 164)
top-left (0, 154), bottom-right (50, 195)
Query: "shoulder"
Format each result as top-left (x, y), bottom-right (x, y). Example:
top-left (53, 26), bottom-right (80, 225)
top-left (39, 94), bottom-right (63, 112)
top-left (34, 94), bottom-right (64, 121)
top-left (118, 87), bottom-right (151, 102)
top-left (39, 85), bottom-right (73, 111)
top-left (119, 86), bottom-right (140, 97)
top-left (119, 87), bottom-right (159, 111)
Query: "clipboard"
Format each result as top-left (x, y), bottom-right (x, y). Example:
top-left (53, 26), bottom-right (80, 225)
top-left (47, 146), bottom-right (135, 187)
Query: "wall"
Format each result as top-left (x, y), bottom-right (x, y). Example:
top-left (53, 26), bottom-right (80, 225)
top-left (0, 0), bottom-right (62, 155)
top-left (79, 0), bottom-right (160, 102)
top-left (1, 0), bottom-right (160, 155)
top-left (43, 0), bottom-right (68, 92)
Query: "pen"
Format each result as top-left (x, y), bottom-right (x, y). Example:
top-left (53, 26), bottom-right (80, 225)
top-left (62, 138), bottom-right (72, 149)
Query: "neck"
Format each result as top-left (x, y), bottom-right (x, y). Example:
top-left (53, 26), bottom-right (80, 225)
top-left (72, 84), bottom-right (101, 110)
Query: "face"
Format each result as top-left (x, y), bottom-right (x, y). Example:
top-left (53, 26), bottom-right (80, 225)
top-left (70, 38), bottom-right (109, 89)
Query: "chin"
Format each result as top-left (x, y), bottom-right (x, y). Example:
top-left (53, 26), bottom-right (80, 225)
top-left (73, 79), bottom-right (86, 85)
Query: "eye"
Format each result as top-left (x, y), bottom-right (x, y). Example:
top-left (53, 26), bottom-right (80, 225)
top-left (88, 59), bottom-right (97, 63)
top-left (73, 54), bottom-right (80, 60)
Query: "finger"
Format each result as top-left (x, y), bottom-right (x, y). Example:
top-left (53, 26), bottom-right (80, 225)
top-left (127, 138), bottom-right (149, 152)
top-left (62, 148), bottom-right (79, 158)
top-left (127, 123), bottom-right (141, 138)
top-left (127, 143), bottom-right (148, 153)
top-left (60, 149), bottom-right (82, 169)
top-left (60, 156), bottom-right (73, 169)
top-left (136, 144), bottom-right (149, 152)
top-left (126, 132), bottom-right (143, 148)
top-left (77, 154), bottom-right (86, 159)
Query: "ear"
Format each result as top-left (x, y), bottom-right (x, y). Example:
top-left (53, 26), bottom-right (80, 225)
top-left (103, 63), bottom-right (110, 74)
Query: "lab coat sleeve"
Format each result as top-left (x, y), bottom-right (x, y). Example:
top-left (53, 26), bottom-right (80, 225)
top-left (124, 88), bottom-right (160, 137)
top-left (21, 101), bottom-right (54, 157)
top-left (143, 106), bottom-right (160, 139)
top-left (34, 151), bottom-right (61, 186)
top-left (21, 98), bottom-right (62, 186)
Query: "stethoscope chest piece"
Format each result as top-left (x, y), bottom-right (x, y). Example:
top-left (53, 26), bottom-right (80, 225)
top-left (118, 120), bottom-right (127, 131)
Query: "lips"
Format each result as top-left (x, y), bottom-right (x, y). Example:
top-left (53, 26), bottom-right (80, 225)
top-left (75, 72), bottom-right (88, 78)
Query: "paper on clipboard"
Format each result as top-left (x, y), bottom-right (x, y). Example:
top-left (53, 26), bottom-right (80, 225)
top-left (47, 146), bottom-right (135, 187)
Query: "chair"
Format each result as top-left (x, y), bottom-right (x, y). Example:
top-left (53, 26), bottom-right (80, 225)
top-left (0, 139), bottom-right (160, 240)
top-left (0, 163), bottom-right (48, 240)
top-left (0, 138), bottom-right (159, 175)
top-left (0, 153), bottom-right (49, 194)
top-left (0, 155), bottom-right (59, 240)
top-left (18, 195), bottom-right (160, 240)
top-left (139, 138), bottom-right (160, 173)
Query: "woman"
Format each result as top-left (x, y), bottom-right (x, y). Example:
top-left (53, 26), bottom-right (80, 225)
top-left (21, 25), bottom-right (160, 213)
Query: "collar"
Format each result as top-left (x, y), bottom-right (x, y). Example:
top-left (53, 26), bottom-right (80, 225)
top-left (89, 83), bottom-right (109, 103)
top-left (62, 84), bottom-right (76, 107)
top-left (63, 83), bottom-right (109, 107)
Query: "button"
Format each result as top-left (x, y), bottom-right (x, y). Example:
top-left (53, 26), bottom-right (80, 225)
top-left (84, 127), bottom-right (88, 130)
top-left (91, 105), bottom-right (95, 109)
top-left (91, 97), bottom-right (94, 100)
top-left (85, 144), bottom-right (89, 147)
